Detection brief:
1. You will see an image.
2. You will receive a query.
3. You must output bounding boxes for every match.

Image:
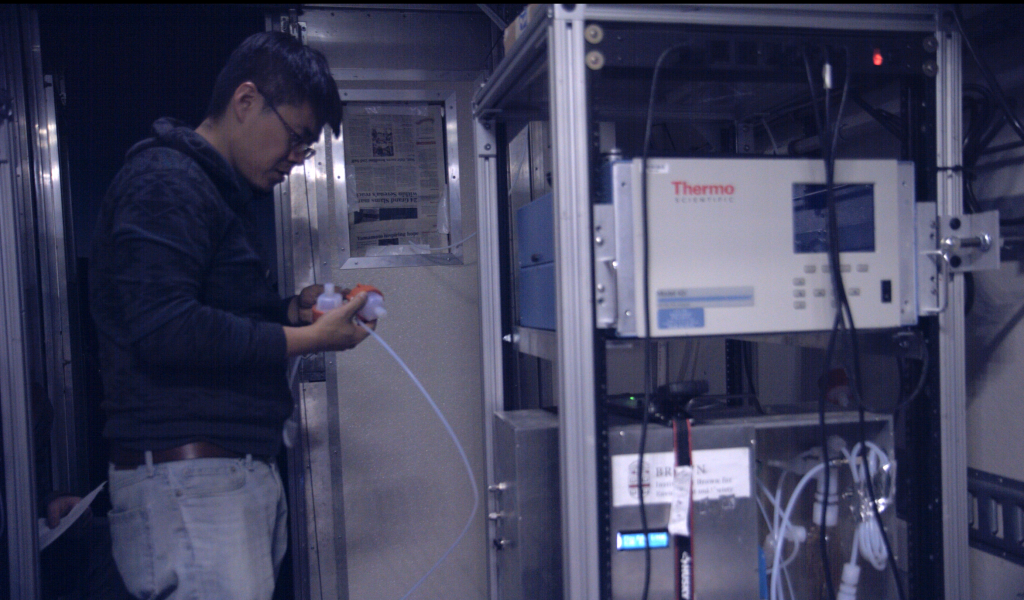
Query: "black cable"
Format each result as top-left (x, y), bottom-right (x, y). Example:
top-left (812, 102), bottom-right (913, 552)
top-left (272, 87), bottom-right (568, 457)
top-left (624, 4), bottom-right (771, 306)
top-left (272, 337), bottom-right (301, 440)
top-left (953, 5), bottom-right (1024, 146)
top-left (639, 42), bottom-right (689, 600)
top-left (953, 7), bottom-right (1024, 221)
top-left (826, 48), bottom-right (909, 600)
top-left (805, 47), bottom-right (840, 600)
top-left (894, 342), bottom-right (930, 416)
top-left (742, 342), bottom-right (764, 414)
top-left (639, 337), bottom-right (653, 600)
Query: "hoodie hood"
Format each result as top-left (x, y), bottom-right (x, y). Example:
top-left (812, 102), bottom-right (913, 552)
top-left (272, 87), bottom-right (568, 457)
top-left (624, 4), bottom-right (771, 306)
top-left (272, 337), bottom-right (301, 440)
top-left (126, 117), bottom-right (254, 213)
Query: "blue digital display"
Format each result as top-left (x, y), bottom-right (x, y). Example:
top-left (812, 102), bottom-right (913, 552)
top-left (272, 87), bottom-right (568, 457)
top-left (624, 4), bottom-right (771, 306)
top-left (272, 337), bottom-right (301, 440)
top-left (616, 531), bottom-right (670, 551)
top-left (793, 183), bottom-right (876, 253)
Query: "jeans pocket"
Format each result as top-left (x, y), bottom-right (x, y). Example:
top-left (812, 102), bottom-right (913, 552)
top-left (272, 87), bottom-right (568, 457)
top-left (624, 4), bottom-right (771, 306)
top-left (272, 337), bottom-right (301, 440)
top-left (108, 507), bottom-right (155, 599)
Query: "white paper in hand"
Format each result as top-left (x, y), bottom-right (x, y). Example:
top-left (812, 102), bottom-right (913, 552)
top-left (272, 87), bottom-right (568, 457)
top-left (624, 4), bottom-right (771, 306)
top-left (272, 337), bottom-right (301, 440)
top-left (38, 481), bottom-right (106, 550)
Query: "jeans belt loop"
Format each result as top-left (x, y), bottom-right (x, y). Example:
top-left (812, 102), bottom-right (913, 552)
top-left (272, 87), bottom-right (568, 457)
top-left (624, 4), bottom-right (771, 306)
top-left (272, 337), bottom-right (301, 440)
top-left (144, 450), bottom-right (155, 477)
top-left (245, 454), bottom-right (254, 471)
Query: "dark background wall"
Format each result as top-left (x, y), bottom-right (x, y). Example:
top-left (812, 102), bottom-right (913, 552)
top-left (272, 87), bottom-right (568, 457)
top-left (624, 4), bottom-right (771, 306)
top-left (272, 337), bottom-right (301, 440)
top-left (37, 4), bottom-right (266, 259)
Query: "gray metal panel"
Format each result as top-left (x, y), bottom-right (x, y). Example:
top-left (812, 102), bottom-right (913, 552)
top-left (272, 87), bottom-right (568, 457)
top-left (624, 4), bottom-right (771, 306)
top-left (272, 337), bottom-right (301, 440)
top-left (513, 327), bottom-right (557, 362)
top-left (0, 6), bottom-right (41, 598)
top-left (331, 85), bottom-right (486, 600)
top-left (608, 422), bottom-right (676, 600)
top-left (518, 263), bottom-right (556, 331)
top-left (284, 75), bottom-right (488, 598)
top-left (279, 129), bottom-right (347, 599)
top-left (578, 4), bottom-right (940, 32)
top-left (299, 6), bottom-right (493, 73)
top-left (935, 26), bottom-right (971, 600)
top-left (516, 193), bottom-right (554, 268)
top-left (493, 411), bottom-right (562, 600)
top-left (896, 161), bottom-right (920, 326)
top-left (688, 422), bottom-right (759, 600)
top-left (691, 412), bottom-right (897, 600)
top-left (608, 160), bottom-right (638, 337)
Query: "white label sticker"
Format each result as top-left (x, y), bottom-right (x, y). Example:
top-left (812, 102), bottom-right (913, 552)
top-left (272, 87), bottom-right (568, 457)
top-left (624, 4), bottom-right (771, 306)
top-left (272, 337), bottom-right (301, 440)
top-left (611, 451), bottom-right (676, 507)
top-left (691, 447), bottom-right (751, 501)
top-left (668, 465), bottom-right (693, 537)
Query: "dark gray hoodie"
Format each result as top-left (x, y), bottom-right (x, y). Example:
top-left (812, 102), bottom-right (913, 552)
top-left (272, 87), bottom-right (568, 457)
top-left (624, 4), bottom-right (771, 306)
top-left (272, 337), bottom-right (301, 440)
top-left (90, 118), bottom-right (292, 457)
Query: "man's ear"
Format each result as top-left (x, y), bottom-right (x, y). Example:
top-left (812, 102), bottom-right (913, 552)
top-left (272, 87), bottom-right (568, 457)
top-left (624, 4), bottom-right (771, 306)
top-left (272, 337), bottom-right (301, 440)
top-left (229, 81), bottom-right (260, 125)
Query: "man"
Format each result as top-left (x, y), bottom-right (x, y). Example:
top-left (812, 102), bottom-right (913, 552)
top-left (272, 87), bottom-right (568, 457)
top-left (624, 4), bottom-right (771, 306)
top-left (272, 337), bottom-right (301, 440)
top-left (89, 31), bottom-right (372, 599)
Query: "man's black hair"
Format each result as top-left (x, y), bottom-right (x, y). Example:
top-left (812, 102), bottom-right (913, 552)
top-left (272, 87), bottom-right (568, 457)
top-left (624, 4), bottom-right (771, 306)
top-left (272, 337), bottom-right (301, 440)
top-left (206, 31), bottom-right (341, 136)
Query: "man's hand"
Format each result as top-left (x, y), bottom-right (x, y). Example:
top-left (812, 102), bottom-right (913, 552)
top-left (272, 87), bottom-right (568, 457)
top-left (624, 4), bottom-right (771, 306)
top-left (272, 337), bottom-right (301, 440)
top-left (47, 495), bottom-right (82, 529)
top-left (313, 291), bottom-right (375, 351)
top-left (288, 284), bottom-right (350, 325)
top-left (283, 291), bottom-right (375, 357)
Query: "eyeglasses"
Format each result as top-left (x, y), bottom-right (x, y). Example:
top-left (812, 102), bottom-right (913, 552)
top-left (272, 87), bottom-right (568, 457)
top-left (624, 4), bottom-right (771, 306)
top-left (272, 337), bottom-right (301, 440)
top-left (258, 88), bottom-right (317, 160)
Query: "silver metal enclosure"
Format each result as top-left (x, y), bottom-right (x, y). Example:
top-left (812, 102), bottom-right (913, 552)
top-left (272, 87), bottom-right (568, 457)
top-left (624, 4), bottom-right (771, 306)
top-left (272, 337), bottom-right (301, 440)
top-left (473, 4), bottom-right (967, 600)
top-left (492, 410), bottom-right (562, 600)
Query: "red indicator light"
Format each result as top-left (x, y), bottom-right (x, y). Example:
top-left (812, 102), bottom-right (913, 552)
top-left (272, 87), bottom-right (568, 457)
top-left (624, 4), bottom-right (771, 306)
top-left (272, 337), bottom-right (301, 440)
top-left (873, 49), bottom-right (884, 67)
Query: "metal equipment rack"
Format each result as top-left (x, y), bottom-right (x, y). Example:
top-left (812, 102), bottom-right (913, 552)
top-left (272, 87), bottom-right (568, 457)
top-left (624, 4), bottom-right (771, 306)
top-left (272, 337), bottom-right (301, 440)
top-left (473, 5), bottom-right (966, 599)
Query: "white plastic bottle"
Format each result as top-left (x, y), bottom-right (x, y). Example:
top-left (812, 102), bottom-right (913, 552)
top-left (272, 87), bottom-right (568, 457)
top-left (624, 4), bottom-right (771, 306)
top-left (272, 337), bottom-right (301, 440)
top-left (357, 291), bottom-right (387, 321)
top-left (313, 283), bottom-right (343, 320)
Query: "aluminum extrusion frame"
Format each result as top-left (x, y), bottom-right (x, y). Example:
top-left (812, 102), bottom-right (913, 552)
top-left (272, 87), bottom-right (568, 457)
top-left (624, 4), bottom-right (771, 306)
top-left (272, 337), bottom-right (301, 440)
top-left (0, 6), bottom-right (41, 598)
top-left (934, 24), bottom-right (970, 600)
top-left (472, 4), bottom-right (962, 599)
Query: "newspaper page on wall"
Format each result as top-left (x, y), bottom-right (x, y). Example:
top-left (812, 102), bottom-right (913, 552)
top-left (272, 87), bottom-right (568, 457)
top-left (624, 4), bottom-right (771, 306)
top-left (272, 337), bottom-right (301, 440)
top-left (343, 103), bottom-right (449, 257)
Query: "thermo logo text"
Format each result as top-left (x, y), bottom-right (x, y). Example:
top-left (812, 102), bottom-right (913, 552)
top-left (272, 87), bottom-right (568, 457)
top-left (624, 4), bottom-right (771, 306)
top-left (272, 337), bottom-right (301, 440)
top-left (671, 181), bottom-right (735, 195)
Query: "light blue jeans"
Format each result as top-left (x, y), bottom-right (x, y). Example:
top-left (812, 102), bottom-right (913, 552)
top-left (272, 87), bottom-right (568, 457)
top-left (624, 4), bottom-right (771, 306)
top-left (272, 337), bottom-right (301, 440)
top-left (107, 455), bottom-right (287, 600)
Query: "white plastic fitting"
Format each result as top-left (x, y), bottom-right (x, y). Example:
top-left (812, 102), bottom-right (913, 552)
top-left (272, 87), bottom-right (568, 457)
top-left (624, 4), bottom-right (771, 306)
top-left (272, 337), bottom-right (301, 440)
top-left (358, 291), bottom-right (387, 321)
top-left (315, 283), bottom-right (343, 312)
top-left (813, 489), bottom-right (840, 528)
top-left (836, 562), bottom-right (862, 600)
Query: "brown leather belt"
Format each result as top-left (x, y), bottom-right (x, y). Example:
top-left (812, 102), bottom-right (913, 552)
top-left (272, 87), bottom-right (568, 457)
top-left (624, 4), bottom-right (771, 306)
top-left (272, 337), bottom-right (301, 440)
top-left (110, 441), bottom-right (262, 470)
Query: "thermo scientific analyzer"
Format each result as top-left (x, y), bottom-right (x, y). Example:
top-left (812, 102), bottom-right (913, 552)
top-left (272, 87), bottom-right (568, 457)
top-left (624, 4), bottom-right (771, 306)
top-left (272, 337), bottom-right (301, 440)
top-left (599, 158), bottom-right (918, 337)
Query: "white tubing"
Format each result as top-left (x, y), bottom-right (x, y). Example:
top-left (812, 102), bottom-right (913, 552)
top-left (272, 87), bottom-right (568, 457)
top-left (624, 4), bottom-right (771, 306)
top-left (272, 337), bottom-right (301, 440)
top-left (358, 322), bottom-right (480, 600)
top-left (771, 462), bottom-right (826, 600)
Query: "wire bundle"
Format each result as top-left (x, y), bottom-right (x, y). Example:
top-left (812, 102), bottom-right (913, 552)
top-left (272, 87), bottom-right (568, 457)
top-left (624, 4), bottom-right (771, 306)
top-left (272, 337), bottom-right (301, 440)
top-left (837, 442), bottom-right (896, 600)
top-left (758, 440), bottom-right (895, 600)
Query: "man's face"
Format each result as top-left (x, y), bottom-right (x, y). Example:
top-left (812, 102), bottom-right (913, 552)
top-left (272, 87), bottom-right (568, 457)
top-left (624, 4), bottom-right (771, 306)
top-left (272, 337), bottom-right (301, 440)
top-left (236, 97), bottom-right (318, 192)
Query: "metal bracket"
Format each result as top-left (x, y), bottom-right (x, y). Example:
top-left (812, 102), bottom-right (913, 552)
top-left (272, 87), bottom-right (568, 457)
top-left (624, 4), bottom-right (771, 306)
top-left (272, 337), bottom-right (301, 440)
top-left (918, 206), bottom-right (1000, 315)
top-left (917, 202), bottom-right (943, 315)
top-left (593, 204), bottom-right (617, 328)
top-left (280, 13), bottom-right (307, 45)
top-left (299, 353), bottom-right (326, 383)
top-left (936, 210), bottom-right (1001, 273)
top-left (968, 467), bottom-right (1024, 567)
top-left (736, 122), bottom-right (755, 154)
